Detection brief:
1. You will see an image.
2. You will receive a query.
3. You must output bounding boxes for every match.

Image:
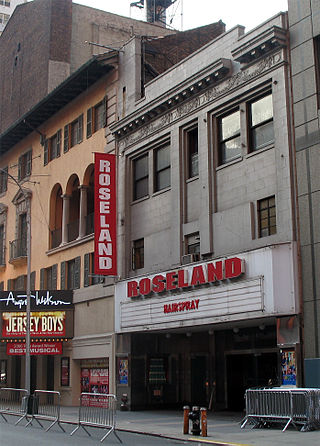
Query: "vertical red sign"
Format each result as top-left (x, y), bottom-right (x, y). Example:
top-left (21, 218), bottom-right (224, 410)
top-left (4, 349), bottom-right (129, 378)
top-left (94, 153), bottom-right (117, 276)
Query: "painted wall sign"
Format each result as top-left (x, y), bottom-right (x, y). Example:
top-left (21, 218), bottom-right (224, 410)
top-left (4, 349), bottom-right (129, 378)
top-left (6, 341), bottom-right (63, 356)
top-left (0, 290), bottom-right (73, 311)
top-left (2, 311), bottom-right (66, 337)
top-left (127, 257), bottom-right (245, 298)
top-left (94, 152), bottom-right (117, 276)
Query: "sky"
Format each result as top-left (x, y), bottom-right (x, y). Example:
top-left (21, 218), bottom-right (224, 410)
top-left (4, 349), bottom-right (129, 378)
top-left (74, 0), bottom-right (288, 32)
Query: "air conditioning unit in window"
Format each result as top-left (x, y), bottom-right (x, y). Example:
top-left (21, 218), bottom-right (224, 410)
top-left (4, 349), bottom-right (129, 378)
top-left (181, 253), bottom-right (200, 265)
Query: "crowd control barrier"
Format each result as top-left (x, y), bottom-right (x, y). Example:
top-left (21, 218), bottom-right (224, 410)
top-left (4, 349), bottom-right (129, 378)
top-left (25, 390), bottom-right (65, 432)
top-left (70, 393), bottom-right (122, 443)
top-left (241, 388), bottom-right (320, 432)
top-left (0, 387), bottom-right (29, 425)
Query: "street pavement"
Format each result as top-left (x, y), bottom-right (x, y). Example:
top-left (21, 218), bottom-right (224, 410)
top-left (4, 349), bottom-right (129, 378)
top-left (59, 406), bottom-right (320, 446)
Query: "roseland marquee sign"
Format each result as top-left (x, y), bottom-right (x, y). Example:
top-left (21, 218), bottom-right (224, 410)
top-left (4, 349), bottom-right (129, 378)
top-left (127, 257), bottom-right (245, 298)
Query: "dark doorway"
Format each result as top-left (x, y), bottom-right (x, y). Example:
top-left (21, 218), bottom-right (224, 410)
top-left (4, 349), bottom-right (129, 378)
top-left (47, 356), bottom-right (54, 390)
top-left (30, 356), bottom-right (37, 394)
top-left (13, 356), bottom-right (21, 388)
top-left (191, 355), bottom-right (207, 406)
top-left (226, 352), bottom-right (278, 411)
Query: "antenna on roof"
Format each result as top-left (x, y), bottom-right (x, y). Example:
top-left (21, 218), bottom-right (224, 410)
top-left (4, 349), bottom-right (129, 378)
top-left (131, 0), bottom-right (181, 29)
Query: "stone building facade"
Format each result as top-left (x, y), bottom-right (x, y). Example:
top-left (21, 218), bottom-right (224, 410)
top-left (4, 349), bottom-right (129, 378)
top-left (112, 12), bottom-right (301, 410)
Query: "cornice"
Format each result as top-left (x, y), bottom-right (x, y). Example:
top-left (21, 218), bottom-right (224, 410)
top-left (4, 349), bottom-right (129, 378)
top-left (231, 25), bottom-right (287, 65)
top-left (117, 51), bottom-right (283, 152)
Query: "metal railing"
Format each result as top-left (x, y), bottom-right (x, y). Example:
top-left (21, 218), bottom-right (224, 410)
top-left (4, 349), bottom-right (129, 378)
top-left (25, 390), bottom-right (65, 432)
top-left (70, 393), bottom-right (122, 443)
top-left (0, 387), bottom-right (29, 425)
top-left (241, 388), bottom-right (320, 432)
top-left (9, 237), bottom-right (27, 260)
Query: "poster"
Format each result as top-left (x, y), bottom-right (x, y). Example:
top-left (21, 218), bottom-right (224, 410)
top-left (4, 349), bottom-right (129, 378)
top-left (281, 350), bottom-right (296, 386)
top-left (61, 357), bottom-right (70, 386)
top-left (81, 367), bottom-right (109, 394)
top-left (119, 359), bottom-right (128, 385)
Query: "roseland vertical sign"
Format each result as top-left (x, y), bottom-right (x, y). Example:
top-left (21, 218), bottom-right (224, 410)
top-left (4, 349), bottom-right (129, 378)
top-left (94, 153), bottom-right (117, 276)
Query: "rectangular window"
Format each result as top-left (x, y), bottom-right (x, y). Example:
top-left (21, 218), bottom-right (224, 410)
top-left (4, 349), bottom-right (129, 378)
top-left (0, 166), bottom-right (8, 194)
top-left (249, 94), bottom-right (274, 151)
top-left (45, 265), bottom-right (57, 290)
top-left (84, 252), bottom-right (101, 287)
top-left (186, 126), bottom-right (198, 179)
top-left (18, 150), bottom-right (32, 181)
top-left (0, 224), bottom-right (5, 265)
top-left (64, 115), bottom-right (83, 151)
top-left (186, 233), bottom-right (200, 255)
top-left (155, 144), bottom-right (170, 192)
top-left (0, 359), bottom-right (7, 384)
top-left (133, 154), bottom-right (149, 200)
top-left (132, 238), bottom-right (144, 270)
top-left (314, 36), bottom-right (320, 108)
top-left (87, 98), bottom-right (107, 138)
top-left (258, 196), bottom-right (276, 237)
top-left (218, 109), bottom-right (241, 165)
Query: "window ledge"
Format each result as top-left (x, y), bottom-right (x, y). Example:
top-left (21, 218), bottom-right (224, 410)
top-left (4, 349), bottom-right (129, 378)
top-left (131, 195), bottom-right (150, 205)
top-left (186, 175), bottom-right (199, 184)
top-left (152, 186), bottom-right (171, 198)
top-left (245, 143), bottom-right (274, 158)
top-left (216, 156), bottom-right (243, 171)
top-left (46, 233), bottom-right (94, 256)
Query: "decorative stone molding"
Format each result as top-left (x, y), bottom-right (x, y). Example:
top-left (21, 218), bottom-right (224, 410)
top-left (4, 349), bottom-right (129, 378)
top-left (118, 51), bottom-right (283, 152)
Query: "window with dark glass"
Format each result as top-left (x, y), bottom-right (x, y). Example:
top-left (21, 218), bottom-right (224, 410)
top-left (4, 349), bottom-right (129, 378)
top-left (0, 359), bottom-right (7, 385)
top-left (84, 252), bottom-right (102, 287)
top-left (44, 130), bottom-right (61, 165)
top-left (155, 144), bottom-right (170, 192)
top-left (0, 224), bottom-right (5, 265)
top-left (0, 166), bottom-right (8, 194)
top-left (258, 196), bottom-right (276, 237)
top-left (133, 154), bottom-right (149, 200)
top-left (186, 126), bottom-right (198, 179)
top-left (218, 109), bottom-right (241, 165)
top-left (132, 238), bottom-right (144, 270)
top-left (64, 114), bottom-right (83, 152)
top-left (18, 150), bottom-right (32, 181)
top-left (186, 233), bottom-right (200, 255)
top-left (87, 98), bottom-right (107, 138)
top-left (249, 94), bottom-right (274, 151)
top-left (314, 36), bottom-right (320, 108)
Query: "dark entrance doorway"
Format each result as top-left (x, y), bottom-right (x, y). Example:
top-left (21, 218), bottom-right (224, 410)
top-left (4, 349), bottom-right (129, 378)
top-left (191, 355), bottom-right (207, 407)
top-left (13, 356), bottom-right (21, 388)
top-left (47, 356), bottom-right (54, 390)
top-left (226, 352), bottom-right (278, 411)
top-left (30, 356), bottom-right (37, 394)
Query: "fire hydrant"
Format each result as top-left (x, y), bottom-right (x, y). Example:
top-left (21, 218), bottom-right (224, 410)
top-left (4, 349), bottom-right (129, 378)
top-left (188, 406), bottom-right (201, 435)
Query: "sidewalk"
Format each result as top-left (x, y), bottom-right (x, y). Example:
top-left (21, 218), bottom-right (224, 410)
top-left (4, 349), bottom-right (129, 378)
top-left (60, 406), bottom-right (320, 446)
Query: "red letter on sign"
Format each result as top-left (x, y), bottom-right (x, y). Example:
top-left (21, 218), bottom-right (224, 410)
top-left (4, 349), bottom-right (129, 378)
top-left (190, 265), bottom-right (206, 286)
top-left (152, 275), bottom-right (165, 293)
top-left (225, 257), bottom-right (244, 279)
top-left (207, 261), bottom-right (223, 282)
top-left (128, 281), bottom-right (139, 298)
top-left (166, 272), bottom-right (177, 291)
top-left (139, 278), bottom-right (151, 296)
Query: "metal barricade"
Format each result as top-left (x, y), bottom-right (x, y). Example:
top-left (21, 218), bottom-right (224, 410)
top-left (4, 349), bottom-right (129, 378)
top-left (70, 393), bottom-right (122, 443)
top-left (25, 390), bottom-right (65, 432)
top-left (241, 388), bottom-right (320, 432)
top-left (0, 387), bottom-right (29, 425)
